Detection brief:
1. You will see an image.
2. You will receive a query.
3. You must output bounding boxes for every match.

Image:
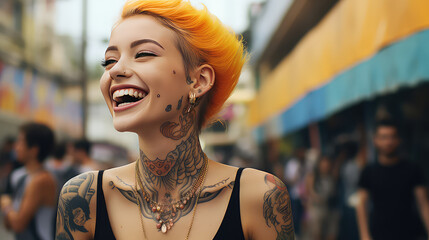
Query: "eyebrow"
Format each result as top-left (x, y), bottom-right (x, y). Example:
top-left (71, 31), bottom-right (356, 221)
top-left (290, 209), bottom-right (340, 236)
top-left (105, 46), bottom-right (118, 54)
top-left (105, 39), bottom-right (164, 54)
top-left (130, 39), bottom-right (164, 50)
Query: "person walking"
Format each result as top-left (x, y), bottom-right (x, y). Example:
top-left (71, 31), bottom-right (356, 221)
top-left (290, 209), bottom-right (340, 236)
top-left (72, 139), bottom-right (100, 173)
top-left (356, 120), bottom-right (429, 240)
top-left (1, 122), bottom-right (57, 240)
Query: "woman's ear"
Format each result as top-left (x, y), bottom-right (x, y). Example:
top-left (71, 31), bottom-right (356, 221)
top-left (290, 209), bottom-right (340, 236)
top-left (189, 64), bottom-right (215, 97)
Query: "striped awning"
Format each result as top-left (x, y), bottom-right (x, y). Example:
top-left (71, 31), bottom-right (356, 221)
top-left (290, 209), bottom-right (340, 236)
top-left (248, 0), bottom-right (429, 138)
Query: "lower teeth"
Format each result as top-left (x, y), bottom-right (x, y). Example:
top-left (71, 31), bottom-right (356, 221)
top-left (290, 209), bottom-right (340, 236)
top-left (118, 102), bottom-right (133, 107)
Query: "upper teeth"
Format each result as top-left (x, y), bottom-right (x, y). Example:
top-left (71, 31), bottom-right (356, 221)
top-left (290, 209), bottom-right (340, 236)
top-left (113, 88), bottom-right (146, 101)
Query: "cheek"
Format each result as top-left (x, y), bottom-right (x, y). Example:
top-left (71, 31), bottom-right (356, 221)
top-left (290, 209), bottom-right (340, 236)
top-left (100, 72), bottom-right (113, 114)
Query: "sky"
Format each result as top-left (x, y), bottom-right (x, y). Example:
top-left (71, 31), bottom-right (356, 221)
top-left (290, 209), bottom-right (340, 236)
top-left (54, 0), bottom-right (262, 65)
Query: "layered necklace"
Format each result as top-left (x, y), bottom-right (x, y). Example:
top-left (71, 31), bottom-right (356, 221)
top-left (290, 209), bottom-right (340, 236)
top-left (133, 154), bottom-right (208, 239)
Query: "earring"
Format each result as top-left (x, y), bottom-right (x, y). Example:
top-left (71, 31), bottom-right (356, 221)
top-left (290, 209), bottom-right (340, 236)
top-left (187, 92), bottom-right (197, 113)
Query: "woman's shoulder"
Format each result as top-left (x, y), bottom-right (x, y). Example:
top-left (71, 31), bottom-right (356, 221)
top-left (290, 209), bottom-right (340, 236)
top-left (240, 168), bottom-right (289, 202)
top-left (102, 162), bottom-right (135, 183)
top-left (210, 163), bottom-right (289, 198)
top-left (56, 170), bottom-right (100, 240)
top-left (239, 168), bottom-right (295, 240)
top-left (55, 162), bottom-right (135, 240)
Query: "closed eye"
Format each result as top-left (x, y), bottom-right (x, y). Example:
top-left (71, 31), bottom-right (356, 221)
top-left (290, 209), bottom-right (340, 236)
top-left (101, 59), bottom-right (117, 68)
top-left (135, 52), bottom-right (157, 58)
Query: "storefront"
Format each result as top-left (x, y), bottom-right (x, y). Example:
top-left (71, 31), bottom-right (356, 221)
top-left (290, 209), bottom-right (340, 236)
top-left (247, 0), bottom-right (429, 174)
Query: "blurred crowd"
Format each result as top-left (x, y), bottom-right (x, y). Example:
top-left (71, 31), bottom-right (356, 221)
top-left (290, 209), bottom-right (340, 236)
top-left (276, 120), bottom-right (429, 240)
top-left (0, 120), bottom-right (428, 240)
top-left (0, 122), bottom-right (105, 240)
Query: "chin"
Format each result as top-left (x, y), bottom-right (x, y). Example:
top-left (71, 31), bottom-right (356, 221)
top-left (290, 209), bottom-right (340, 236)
top-left (112, 114), bottom-right (159, 134)
top-left (113, 117), bottom-right (139, 133)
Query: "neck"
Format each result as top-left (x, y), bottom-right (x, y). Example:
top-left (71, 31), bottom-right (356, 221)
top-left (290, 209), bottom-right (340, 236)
top-left (25, 158), bottom-right (43, 174)
top-left (378, 154), bottom-right (399, 166)
top-left (137, 130), bottom-right (205, 199)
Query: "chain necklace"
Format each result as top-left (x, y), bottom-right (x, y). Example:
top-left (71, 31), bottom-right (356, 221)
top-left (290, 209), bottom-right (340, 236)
top-left (133, 155), bottom-right (208, 239)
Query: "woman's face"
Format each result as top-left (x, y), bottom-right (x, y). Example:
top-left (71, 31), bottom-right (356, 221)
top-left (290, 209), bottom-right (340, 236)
top-left (100, 15), bottom-right (191, 133)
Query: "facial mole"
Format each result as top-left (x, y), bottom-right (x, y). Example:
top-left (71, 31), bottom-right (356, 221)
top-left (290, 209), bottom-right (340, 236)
top-left (173, 70), bottom-right (176, 74)
top-left (157, 94), bottom-right (160, 98)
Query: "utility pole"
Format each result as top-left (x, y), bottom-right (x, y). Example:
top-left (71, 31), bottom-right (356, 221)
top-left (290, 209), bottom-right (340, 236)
top-left (81, 0), bottom-right (88, 137)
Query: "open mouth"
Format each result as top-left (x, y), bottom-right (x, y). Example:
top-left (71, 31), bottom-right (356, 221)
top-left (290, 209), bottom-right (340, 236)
top-left (112, 88), bottom-right (147, 107)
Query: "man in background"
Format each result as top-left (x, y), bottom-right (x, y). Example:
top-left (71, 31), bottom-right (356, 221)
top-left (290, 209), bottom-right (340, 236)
top-left (356, 120), bottom-right (429, 240)
top-left (45, 141), bottom-right (79, 192)
top-left (72, 139), bottom-right (99, 173)
top-left (0, 122), bottom-right (57, 240)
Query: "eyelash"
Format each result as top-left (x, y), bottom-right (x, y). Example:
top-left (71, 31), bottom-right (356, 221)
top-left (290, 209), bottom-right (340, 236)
top-left (101, 59), bottom-right (116, 67)
top-left (101, 52), bottom-right (157, 68)
top-left (135, 52), bottom-right (157, 58)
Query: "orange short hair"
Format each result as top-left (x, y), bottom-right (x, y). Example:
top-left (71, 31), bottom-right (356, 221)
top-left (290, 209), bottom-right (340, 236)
top-left (121, 0), bottom-right (247, 129)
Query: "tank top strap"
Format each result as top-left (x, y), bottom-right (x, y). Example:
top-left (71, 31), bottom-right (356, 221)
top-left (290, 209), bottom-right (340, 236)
top-left (232, 168), bottom-right (244, 200)
top-left (94, 170), bottom-right (116, 240)
top-left (212, 167), bottom-right (246, 240)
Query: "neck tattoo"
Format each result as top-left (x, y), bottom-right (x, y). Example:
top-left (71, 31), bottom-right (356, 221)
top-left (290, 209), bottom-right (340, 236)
top-left (134, 131), bottom-right (208, 234)
top-left (140, 131), bottom-right (204, 190)
top-left (160, 96), bottom-right (200, 141)
top-left (135, 154), bottom-right (208, 234)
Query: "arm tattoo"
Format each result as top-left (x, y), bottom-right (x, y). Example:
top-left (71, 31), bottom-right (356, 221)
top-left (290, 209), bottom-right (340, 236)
top-left (55, 173), bottom-right (95, 240)
top-left (111, 177), bottom-right (234, 227)
top-left (263, 174), bottom-right (295, 240)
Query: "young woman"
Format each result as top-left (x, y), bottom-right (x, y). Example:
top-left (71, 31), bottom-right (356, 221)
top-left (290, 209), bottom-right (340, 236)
top-left (55, 1), bottom-right (294, 239)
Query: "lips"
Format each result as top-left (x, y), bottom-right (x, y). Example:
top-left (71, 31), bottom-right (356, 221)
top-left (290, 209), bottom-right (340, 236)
top-left (110, 85), bottom-right (148, 111)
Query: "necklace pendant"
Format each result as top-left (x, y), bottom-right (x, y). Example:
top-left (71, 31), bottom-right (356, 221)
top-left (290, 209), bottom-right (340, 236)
top-left (161, 223), bottom-right (167, 233)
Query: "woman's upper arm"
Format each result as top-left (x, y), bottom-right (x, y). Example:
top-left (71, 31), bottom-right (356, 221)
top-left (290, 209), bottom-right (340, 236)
top-left (241, 169), bottom-right (295, 240)
top-left (55, 171), bottom-right (98, 240)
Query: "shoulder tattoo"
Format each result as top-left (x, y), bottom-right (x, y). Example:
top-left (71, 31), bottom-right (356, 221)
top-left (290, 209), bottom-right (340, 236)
top-left (55, 173), bottom-right (96, 240)
top-left (263, 174), bottom-right (295, 240)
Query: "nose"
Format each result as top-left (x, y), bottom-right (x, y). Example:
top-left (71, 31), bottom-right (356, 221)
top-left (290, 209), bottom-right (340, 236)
top-left (109, 60), bottom-right (131, 80)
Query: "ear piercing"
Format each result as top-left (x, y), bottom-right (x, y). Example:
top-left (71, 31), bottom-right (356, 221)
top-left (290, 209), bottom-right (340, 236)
top-left (187, 92), bottom-right (197, 113)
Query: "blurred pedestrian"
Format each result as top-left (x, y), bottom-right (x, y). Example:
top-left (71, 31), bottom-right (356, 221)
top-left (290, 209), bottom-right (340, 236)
top-left (356, 120), bottom-right (429, 240)
top-left (0, 137), bottom-right (16, 194)
top-left (337, 141), bottom-right (363, 240)
top-left (72, 139), bottom-right (99, 173)
top-left (45, 141), bottom-right (79, 191)
top-left (307, 155), bottom-right (339, 240)
top-left (284, 147), bottom-right (307, 236)
top-left (0, 122), bottom-right (57, 240)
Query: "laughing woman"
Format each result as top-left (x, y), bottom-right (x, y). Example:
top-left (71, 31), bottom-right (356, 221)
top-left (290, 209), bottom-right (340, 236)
top-left (55, 0), bottom-right (294, 239)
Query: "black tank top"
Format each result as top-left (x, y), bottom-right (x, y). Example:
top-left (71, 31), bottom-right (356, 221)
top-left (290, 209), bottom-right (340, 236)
top-left (94, 168), bottom-right (246, 240)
